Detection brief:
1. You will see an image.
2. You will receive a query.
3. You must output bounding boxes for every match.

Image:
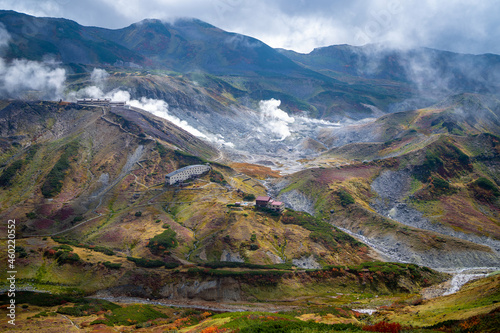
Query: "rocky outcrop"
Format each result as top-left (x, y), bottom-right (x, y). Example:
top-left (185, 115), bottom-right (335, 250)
top-left (220, 250), bottom-right (244, 263)
top-left (158, 278), bottom-right (241, 302)
top-left (277, 189), bottom-right (315, 215)
top-left (292, 255), bottom-right (321, 269)
top-left (332, 208), bottom-right (500, 269)
top-left (370, 170), bottom-right (500, 254)
top-left (95, 277), bottom-right (242, 302)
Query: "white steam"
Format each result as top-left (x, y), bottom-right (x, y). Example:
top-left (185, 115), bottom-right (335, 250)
top-left (259, 98), bottom-right (295, 140)
top-left (128, 97), bottom-right (208, 138)
top-left (0, 23), bottom-right (11, 49)
top-left (68, 75), bottom-right (234, 147)
top-left (0, 58), bottom-right (66, 100)
top-left (90, 68), bottom-right (109, 86)
top-left (0, 24), bottom-right (66, 100)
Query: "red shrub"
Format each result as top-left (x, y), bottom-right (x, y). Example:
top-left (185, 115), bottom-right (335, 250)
top-left (363, 321), bottom-right (402, 333)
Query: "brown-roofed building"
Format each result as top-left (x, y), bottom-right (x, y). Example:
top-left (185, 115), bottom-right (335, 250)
top-left (269, 201), bottom-right (285, 213)
top-left (255, 196), bottom-right (271, 207)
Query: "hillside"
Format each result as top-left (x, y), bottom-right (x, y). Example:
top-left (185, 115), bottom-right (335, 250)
top-left (0, 100), bottom-right (389, 297)
top-left (270, 94), bottom-right (500, 269)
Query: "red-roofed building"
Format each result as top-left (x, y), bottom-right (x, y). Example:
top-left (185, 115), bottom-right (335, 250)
top-left (269, 201), bottom-right (285, 213)
top-left (255, 196), bottom-right (272, 207)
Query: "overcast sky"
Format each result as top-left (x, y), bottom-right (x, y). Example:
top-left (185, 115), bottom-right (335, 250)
top-left (0, 0), bottom-right (499, 55)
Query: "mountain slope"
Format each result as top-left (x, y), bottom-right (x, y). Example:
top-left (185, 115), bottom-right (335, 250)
top-left (3, 10), bottom-right (500, 122)
top-left (280, 45), bottom-right (500, 99)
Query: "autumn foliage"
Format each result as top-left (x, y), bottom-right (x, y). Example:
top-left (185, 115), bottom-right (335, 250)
top-left (362, 321), bottom-right (402, 333)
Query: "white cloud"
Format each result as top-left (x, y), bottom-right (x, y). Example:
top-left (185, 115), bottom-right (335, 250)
top-left (0, 58), bottom-right (66, 99)
top-left (1, 0), bottom-right (499, 54)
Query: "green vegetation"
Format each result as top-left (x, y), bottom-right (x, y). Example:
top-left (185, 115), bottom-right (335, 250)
top-left (187, 268), bottom-right (287, 285)
top-left (425, 308), bottom-right (500, 333)
top-left (52, 237), bottom-right (115, 256)
top-left (91, 304), bottom-right (167, 326)
top-left (470, 177), bottom-right (500, 202)
top-left (174, 149), bottom-right (207, 166)
top-left (103, 261), bottom-right (122, 269)
top-left (54, 251), bottom-right (81, 265)
top-left (243, 193), bottom-right (256, 201)
top-left (126, 256), bottom-right (166, 268)
top-left (215, 312), bottom-right (361, 332)
top-left (0, 160), bottom-right (23, 187)
top-left (25, 144), bottom-right (40, 161)
top-left (147, 229), bottom-right (178, 255)
top-left (414, 140), bottom-right (471, 183)
top-left (0, 291), bottom-right (80, 307)
top-left (473, 177), bottom-right (500, 195)
top-left (52, 244), bottom-right (73, 252)
top-left (135, 211), bottom-right (142, 217)
top-left (209, 169), bottom-right (227, 185)
top-left (57, 299), bottom-right (120, 317)
top-left (26, 211), bottom-right (37, 219)
top-left (41, 141), bottom-right (79, 197)
top-left (155, 142), bottom-right (168, 157)
top-left (72, 215), bottom-right (84, 222)
top-left (430, 176), bottom-right (455, 196)
top-left (201, 262), bottom-right (293, 270)
top-left (126, 256), bottom-right (180, 269)
top-left (282, 210), bottom-right (363, 251)
top-left (415, 151), bottom-right (444, 182)
top-left (15, 246), bottom-right (28, 258)
top-left (337, 189), bottom-right (355, 207)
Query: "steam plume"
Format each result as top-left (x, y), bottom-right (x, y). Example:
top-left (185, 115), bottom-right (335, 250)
top-left (259, 98), bottom-right (295, 140)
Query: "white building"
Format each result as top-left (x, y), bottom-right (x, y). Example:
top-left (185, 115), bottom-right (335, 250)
top-left (165, 164), bottom-right (211, 185)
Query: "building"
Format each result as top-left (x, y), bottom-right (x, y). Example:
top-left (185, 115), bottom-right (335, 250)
top-left (255, 196), bottom-right (272, 208)
top-left (165, 164), bottom-right (211, 185)
top-left (76, 99), bottom-right (126, 107)
top-left (269, 201), bottom-right (285, 213)
top-left (255, 196), bottom-right (286, 214)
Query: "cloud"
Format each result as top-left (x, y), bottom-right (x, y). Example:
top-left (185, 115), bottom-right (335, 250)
top-left (259, 99), bottom-right (295, 141)
top-left (2, 0), bottom-right (499, 54)
top-left (59, 1), bottom-right (500, 54)
top-left (0, 22), bottom-right (10, 49)
top-left (0, 58), bottom-right (66, 100)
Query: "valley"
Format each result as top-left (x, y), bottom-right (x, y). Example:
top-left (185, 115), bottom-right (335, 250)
top-left (0, 9), bottom-right (498, 332)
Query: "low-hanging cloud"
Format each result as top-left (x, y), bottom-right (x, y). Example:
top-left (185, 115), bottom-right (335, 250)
top-left (0, 23), bottom-right (66, 100)
top-left (0, 22), bottom-right (11, 49)
top-left (0, 58), bottom-right (66, 100)
top-left (4, 0), bottom-right (498, 54)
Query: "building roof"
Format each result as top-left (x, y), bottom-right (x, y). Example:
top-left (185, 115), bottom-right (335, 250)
top-left (165, 164), bottom-right (209, 178)
top-left (270, 201), bottom-right (283, 206)
top-left (255, 196), bottom-right (271, 202)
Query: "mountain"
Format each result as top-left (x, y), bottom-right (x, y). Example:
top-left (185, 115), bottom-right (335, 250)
top-left (0, 10), bottom-right (317, 78)
top-left (2, 10), bottom-right (500, 121)
top-left (279, 44), bottom-right (500, 100)
top-left (0, 11), bottom-right (144, 66)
